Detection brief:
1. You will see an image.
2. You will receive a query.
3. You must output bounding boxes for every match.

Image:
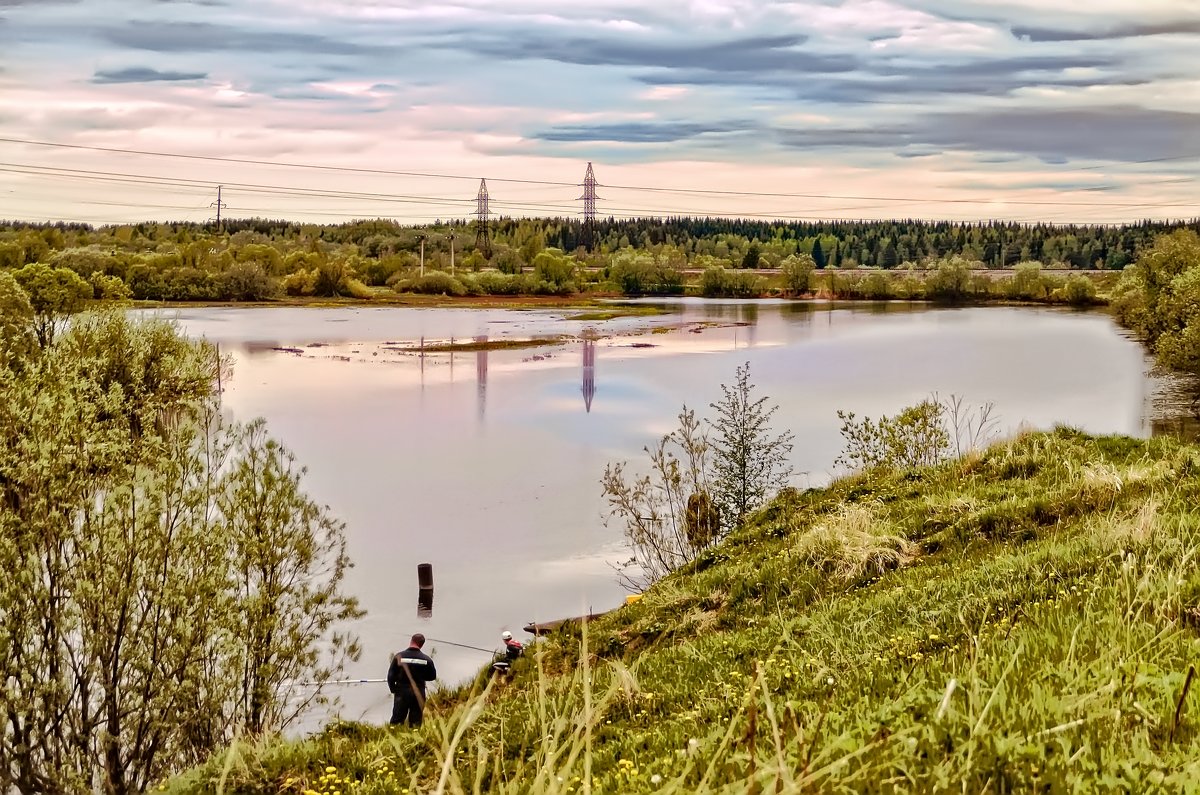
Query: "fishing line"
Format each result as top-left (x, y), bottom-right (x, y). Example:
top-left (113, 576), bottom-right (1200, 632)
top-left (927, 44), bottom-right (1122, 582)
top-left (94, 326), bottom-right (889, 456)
top-left (425, 637), bottom-right (499, 655)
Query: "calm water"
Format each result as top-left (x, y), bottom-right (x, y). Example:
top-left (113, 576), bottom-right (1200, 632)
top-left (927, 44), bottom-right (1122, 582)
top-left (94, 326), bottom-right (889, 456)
top-left (149, 300), bottom-right (1178, 727)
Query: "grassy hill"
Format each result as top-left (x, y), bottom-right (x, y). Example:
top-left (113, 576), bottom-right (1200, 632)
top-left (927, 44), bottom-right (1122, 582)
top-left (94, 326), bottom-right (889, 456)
top-left (169, 428), bottom-right (1200, 794)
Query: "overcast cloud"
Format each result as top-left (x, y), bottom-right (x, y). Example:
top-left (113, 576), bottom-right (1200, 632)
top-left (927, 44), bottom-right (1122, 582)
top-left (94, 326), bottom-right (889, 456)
top-left (0, 0), bottom-right (1196, 223)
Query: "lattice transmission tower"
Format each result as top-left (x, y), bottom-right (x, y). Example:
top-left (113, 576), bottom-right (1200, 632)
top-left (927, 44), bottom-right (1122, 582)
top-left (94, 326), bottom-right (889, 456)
top-left (578, 162), bottom-right (599, 252)
top-left (474, 178), bottom-right (491, 258)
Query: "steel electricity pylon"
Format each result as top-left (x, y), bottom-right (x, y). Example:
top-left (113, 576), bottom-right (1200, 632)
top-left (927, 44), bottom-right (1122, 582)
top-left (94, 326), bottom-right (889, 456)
top-left (474, 179), bottom-right (491, 258)
top-left (578, 162), bottom-right (598, 252)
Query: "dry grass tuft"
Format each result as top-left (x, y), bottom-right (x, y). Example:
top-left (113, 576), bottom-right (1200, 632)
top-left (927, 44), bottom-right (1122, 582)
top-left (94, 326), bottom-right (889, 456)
top-left (793, 503), bottom-right (917, 580)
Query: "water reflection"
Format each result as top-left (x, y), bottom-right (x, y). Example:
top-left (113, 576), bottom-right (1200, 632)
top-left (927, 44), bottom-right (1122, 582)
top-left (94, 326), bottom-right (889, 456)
top-left (417, 588), bottom-right (434, 619)
top-left (476, 336), bottom-right (488, 420)
top-left (582, 334), bottom-right (596, 413)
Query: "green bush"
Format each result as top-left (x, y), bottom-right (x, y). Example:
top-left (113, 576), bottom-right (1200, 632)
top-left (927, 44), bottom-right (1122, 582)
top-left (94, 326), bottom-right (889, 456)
top-left (473, 271), bottom-right (527, 295)
top-left (395, 271), bottom-right (467, 296)
top-left (700, 266), bottom-right (764, 298)
top-left (220, 261), bottom-right (279, 301)
top-left (609, 251), bottom-right (684, 296)
top-left (281, 269), bottom-right (317, 297)
top-left (88, 271), bottom-right (132, 301)
top-left (926, 256), bottom-right (974, 302)
top-left (344, 278), bottom-right (374, 300)
top-left (1062, 274), bottom-right (1098, 306)
top-left (780, 253), bottom-right (816, 295)
top-left (0, 240), bottom-right (25, 269)
top-left (532, 249), bottom-right (577, 291)
top-left (1006, 261), bottom-right (1048, 300)
top-left (358, 253), bottom-right (415, 286)
top-left (490, 248), bottom-right (525, 275)
top-left (456, 275), bottom-right (487, 296)
top-left (860, 269), bottom-right (893, 300)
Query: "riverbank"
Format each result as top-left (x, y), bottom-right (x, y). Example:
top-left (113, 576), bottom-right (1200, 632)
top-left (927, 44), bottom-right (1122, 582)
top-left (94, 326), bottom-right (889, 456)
top-left (168, 428), bottom-right (1200, 793)
top-left (120, 266), bottom-right (1116, 313)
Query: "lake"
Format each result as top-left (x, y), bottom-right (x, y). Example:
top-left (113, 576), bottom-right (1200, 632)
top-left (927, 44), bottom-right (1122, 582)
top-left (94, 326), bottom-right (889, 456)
top-left (151, 300), bottom-right (1181, 727)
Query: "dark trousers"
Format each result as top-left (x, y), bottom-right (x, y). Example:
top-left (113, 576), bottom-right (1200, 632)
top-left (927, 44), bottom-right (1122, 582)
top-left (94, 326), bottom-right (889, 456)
top-left (390, 691), bottom-right (424, 726)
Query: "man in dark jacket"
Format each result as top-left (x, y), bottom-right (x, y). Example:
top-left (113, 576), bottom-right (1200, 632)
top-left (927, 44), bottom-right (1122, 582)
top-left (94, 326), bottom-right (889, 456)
top-left (388, 633), bottom-right (437, 727)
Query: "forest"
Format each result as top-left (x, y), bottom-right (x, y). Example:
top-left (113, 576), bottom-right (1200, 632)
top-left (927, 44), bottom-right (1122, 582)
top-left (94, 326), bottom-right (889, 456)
top-left (0, 216), bottom-right (1196, 304)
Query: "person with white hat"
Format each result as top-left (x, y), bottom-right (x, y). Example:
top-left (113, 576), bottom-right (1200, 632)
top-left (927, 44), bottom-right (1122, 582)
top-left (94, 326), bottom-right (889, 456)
top-left (501, 630), bottom-right (523, 662)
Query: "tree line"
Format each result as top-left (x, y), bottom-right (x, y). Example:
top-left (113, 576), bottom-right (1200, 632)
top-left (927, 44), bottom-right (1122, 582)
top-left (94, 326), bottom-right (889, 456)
top-left (0, 217), bottom-right (1196, 304)
top-left (0, 274), bottom-right (362, 794)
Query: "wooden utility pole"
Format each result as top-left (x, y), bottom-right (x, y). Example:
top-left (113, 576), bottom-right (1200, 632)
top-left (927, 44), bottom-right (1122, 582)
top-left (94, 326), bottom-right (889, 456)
top-left (449, 232), bottom-right (456, 275)
top-left (418, 234), bottom-right (426, 277)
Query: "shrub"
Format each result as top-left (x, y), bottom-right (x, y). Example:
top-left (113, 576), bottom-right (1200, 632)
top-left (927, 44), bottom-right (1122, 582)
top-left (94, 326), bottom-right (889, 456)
top-left (836, 395), bottom-right (998, 473)
top-left (0, 240), bottom-right (25, 269)
top-left (860, 269), bottom-right (893, 300)
top-left (780, 253), bottom-right (816, 295)
top-left (220, 261), bottom-right (279, 301)
top-left (473, 271), bottom-right (526, 295)
top-left (700, 266), bottom-right (764, 298)
top-left (532, 249), bottom-right (577, 290)
top-left (456, 275), bottom-right (486, 296)
top-left (344, 278), bottom-right (374, 300)
top-left (1007, 261), bottom-right (1048, 300)
top-left (491, 248), bottom-right (525, 275)
top-left (313, 258), bottom-right (353, 297)
top-left (895, 272), bottom-right (926, 299)
top-left (835, 400), bottom-right (951, 473)
top-left (926, 256), bottom-right (973, 301)
top-left (49, 247), bottom-right (119, 279)
top-left (609, 251), bottom-right (684, 296)
top-left (358, 253), bottom-right (414, 287)
top-left (281, 269), bottom-right (317, 297)
top-left (396, 271), bottom-right (467, 296)
top-left (88, 271), bottom-right (132, 301)
top-left (1062, 274), bottom-right (1098, 306)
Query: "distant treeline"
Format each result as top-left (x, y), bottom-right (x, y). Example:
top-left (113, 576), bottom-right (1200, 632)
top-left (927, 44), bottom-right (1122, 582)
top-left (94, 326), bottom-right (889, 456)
top-left (0, 217), bottom-right (1196, 303)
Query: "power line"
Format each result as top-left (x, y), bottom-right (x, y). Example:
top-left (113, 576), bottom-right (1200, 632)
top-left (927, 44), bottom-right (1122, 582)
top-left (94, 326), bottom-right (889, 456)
top-left (6, 162), bottom-right (1195, 224)
top-left (0, 136), bottom-right (1195, 208)
top-left (0, 136), bottom-right (579, 187)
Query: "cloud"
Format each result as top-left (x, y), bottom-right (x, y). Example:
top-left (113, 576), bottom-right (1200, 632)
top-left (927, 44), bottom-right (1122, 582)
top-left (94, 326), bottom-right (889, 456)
top-left (101, 20), bottom-right (385, 55)
top-left (92, 66), bottom-right (208, 84)
top-left (1013, 20), bottom-right (1200, 41)
top-left (461, 33), bottom-right (858, 75)
top-left (536, 119), bottom-right (756, 143)
top-left (776, 106), bottom-right (1200, 163)
top-left (637, 52), bottom-right (1130, 103)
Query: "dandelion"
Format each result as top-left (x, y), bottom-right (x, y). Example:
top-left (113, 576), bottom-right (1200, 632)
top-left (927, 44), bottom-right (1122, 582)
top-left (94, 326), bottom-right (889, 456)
top-left (325, 767), bottom-right (336, 774)
top-left (651, 774), bottom-right (663, 785)
top-left (827, 676), bottom-right (835, 685)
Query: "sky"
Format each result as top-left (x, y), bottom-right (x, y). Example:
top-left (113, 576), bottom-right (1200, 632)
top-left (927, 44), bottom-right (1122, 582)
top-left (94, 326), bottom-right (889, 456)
top-left (0, 0), bottom-right (1198, 225)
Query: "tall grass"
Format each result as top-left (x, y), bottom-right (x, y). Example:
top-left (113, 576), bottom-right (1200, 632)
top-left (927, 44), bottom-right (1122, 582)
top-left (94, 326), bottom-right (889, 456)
top-left (169, 429), bottom-right (1200, 794)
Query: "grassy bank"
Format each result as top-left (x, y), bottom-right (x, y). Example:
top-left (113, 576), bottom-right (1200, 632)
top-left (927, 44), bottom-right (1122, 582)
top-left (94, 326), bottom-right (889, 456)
top-left (169, 429), bottom-right (1200, 793)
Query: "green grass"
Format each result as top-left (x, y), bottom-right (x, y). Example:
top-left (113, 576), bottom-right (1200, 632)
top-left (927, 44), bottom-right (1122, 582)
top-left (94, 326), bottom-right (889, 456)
top-left (167, 429), bottom-right (1200, 794)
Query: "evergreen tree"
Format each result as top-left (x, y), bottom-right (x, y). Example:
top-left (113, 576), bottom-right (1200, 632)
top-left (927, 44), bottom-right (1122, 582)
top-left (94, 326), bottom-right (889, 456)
top-left (741, 243), bottom-right (761, 269)
top-left (709, 363), bottom-right (794, 533)
top-left (812, 238), bottom-right (826, 269)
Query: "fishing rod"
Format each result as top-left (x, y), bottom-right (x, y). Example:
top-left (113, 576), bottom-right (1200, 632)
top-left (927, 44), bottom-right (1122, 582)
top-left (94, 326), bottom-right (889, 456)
top-left (426, 637), bottom-right (499, 655)
top-left (288, 637), bottom-right (501, 687)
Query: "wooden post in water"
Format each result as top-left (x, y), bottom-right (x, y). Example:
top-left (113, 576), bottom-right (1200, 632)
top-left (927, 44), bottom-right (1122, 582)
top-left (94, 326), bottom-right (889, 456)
top-left (417, 563), bottom-right (434, 618)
